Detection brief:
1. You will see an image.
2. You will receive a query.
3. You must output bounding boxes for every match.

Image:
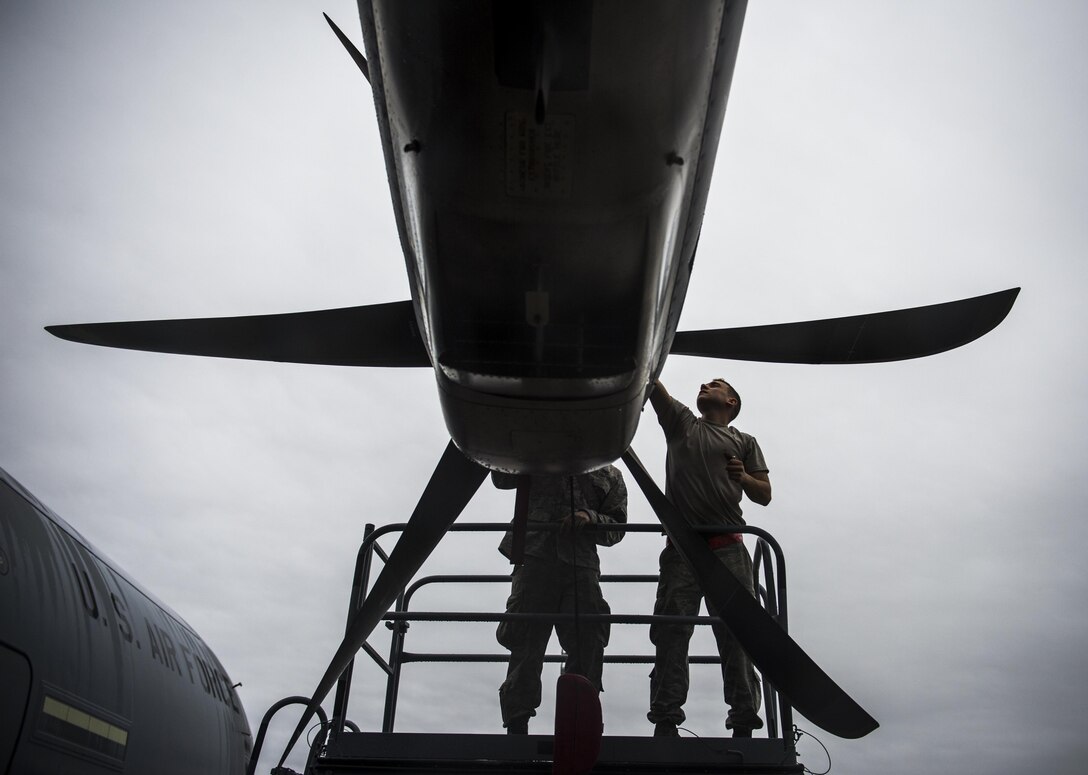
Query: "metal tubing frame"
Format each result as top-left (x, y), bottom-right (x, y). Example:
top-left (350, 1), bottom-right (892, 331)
top-left (329, 524), bottom-right (374, 742)
top-left (247, 696), bottom-right (330, 775)
top-left (329, 521), bottom-right (793, 739)
top-left (753, 537), bottom-right (789, 738)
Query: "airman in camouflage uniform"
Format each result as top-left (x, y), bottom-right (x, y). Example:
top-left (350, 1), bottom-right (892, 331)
top-left (647, 379), bottom-right (772, 738)
top-left (492, 467), bottom-right (627, 733)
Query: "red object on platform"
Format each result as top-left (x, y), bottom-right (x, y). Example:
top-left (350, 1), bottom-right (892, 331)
top-left (552, 673), bottom-right (603, 775)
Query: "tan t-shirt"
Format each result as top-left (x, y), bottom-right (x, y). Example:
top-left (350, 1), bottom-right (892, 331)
top-left (658, 396), bottom-right (769, 528)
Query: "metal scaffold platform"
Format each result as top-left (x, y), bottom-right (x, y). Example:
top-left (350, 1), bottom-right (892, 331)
top-left (252, 523), bottom-right (803, 775)
top-left (316, 731), bottom-right (801, 774)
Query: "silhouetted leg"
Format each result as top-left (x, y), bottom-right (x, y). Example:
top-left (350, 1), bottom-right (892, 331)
top-left (555, 566), bottom-right (609, 691)
top-left (498, 558), bottom-right (559, 725)
top-left (706, 545), bottom-right (763, 732)
top-left (647, 546), bottom-right (701, 726)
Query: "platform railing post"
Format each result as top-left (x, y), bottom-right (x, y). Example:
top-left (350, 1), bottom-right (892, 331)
top-left (754, 538), bottom-right (780, 739)
top-left (330, 523), bottom-right (377, 741)
top-left (381, 589), bottom-right (409, 733)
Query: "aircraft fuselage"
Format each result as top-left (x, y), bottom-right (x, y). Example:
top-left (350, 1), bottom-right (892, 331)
top-left (0, 467), bottom-right (251, 774)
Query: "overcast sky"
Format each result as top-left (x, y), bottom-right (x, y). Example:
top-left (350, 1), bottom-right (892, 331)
top-left (2, 2), bottom-right (1086, 773)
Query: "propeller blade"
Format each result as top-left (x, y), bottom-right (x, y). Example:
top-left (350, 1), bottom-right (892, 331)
top-left (46, 300), bottom-right (430, 367)
top-left (278, 441), bottom-right (488, 766)
top-left (323, 12), bottom-right (370, 83)
top-left (671, 287), bottom-right (1020, 364)
top-left (620, 448), bottom-right (878, 739)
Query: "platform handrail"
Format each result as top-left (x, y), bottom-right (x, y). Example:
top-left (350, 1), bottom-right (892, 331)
top-left (247, 697), bottom-right (329, 775)
top-left (328, 521), bottom-right (793, 742)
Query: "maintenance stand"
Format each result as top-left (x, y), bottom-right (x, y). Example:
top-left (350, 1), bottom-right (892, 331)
top-left (250, 523), bottom-right (804, 774)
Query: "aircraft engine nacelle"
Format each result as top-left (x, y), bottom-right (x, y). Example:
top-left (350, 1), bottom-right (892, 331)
top-left (362, 0), bottom-right (745, 472)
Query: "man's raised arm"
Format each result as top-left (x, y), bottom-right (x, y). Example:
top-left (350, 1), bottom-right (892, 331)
top-left (648, 379), bottom-right (672, 417)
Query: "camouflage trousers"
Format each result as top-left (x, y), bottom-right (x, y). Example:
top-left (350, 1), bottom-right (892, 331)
top-left (497, 556), bottom-right (610, 725)
top-left (648, 543), bottom-right (763, 731)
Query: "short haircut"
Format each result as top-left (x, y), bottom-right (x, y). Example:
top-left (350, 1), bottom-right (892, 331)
top-left (714, 378), bottom-right (742, 419)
